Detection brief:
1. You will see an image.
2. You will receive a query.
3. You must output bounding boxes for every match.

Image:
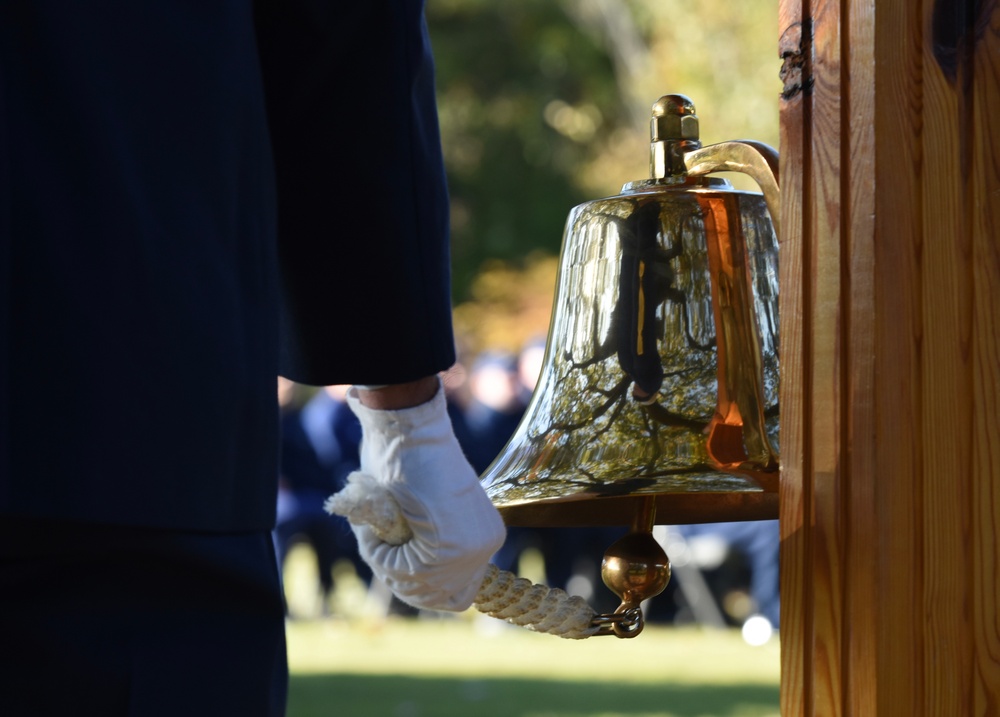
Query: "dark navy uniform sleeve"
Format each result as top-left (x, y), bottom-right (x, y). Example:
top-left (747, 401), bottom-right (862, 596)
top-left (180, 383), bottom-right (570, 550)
top-left (256, 0), bottom-right (457, 386)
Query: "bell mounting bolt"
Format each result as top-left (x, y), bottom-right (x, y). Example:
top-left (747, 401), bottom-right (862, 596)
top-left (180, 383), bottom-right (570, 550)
top-left (650, 93), bottom-right (702, 179)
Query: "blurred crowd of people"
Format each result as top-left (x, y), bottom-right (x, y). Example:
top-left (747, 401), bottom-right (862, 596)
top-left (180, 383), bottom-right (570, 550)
top-left (274, 337), bottom-right (779, 635)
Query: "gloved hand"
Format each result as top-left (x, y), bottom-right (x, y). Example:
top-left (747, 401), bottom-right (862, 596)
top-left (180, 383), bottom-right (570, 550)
top-left (336, 379), bottom-right (506, 612)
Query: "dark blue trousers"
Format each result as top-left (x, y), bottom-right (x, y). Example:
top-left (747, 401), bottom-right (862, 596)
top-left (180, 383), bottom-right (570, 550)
top-left (0, 519), bottom-right (288, 716)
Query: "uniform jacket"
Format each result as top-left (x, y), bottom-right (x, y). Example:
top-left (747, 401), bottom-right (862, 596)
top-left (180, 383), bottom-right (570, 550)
top-left (0, 0), bottom-right (456, 532)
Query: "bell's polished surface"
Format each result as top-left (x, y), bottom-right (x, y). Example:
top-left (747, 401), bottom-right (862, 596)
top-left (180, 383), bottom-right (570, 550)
top-left (480, 95), bottom-right (780, 528)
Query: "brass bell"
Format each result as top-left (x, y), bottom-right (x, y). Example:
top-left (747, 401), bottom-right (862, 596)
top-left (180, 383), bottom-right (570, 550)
top-left (479, 94), bottom-right (780, 636)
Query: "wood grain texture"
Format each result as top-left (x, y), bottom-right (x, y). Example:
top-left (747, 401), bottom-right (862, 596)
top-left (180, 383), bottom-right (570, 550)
top-left (842, 0), bottom-right (876, 713)
top-left (920, 0), bottom-right (976, 710)
top-left (872, 1), bottom-right (925, 713)
top-left (971, 5), bottom-right (1000, 714)
top-left (779, 0), bottom-right (999, 714)
top-left (806, 0), bottom-right (844, 714)
top-left (777, 0), bottom-right (808, 714)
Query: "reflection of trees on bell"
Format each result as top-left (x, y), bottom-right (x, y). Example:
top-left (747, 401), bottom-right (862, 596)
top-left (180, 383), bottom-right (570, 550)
top-left (503, 197), bottom-right (722, 487)
top-left (615, 201), bottom-right (668, 398)
top-left (742, 195), bottom-right (780, 411)
top-left (482, 186), bottom-right (781, 507)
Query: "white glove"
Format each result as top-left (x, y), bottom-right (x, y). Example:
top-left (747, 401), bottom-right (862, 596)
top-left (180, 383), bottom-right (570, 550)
top-left (337, 379), bottom-right (506, 612)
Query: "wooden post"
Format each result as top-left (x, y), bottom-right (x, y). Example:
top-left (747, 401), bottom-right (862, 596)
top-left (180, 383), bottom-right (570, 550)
top-left (777, 0), bottom-right (1000, 714)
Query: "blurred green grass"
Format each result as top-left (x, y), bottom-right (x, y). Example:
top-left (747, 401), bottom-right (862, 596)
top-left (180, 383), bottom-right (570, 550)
top-left (284, 616), bottom-right (779, 717)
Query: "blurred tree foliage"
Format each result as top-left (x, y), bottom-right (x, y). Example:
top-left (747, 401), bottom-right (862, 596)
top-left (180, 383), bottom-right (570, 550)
top-left (428, 0), bottom-right (619, 299)
top-left (452, 252), bottom-right (559, 359)
top-left (429, 0), bottom-right (780, 353)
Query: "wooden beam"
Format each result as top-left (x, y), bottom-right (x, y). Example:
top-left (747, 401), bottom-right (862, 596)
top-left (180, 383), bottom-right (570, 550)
top-left (778, 0), bottom-right (999, 714)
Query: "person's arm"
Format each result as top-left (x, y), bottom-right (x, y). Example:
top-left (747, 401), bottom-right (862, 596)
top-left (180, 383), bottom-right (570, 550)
top-left (355, 376), bottom-right (439, 410)
top-left (259, 2), bottom-right (503, 612)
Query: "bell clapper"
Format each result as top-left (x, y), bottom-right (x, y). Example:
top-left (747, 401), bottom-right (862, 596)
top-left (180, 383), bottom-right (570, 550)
top-left (593, 497), bottom-right (672, 638)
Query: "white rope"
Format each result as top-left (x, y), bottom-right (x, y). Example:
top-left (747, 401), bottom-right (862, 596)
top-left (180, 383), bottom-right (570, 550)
top-left (325, 475), bottom-right (599, 639)
top-left (474, 563), bottom-right (598, 639)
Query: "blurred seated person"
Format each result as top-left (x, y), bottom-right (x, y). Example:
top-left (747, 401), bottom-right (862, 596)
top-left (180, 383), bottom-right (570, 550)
top-left (515, 336), bottom-right (546, 406)
top-left (439, 354), bottom-right (477, 457)
top-left (463, 350), bottom-right (527, 474)
top-left (462, 350), bottom-right (529, 575)
top-left (274, 380), bottom-right (371, 615)
top-left (676, 519), bottom-right (780, 629)
top-left (300, 384), bottom-right (363, 489)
